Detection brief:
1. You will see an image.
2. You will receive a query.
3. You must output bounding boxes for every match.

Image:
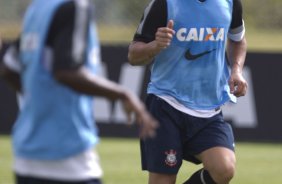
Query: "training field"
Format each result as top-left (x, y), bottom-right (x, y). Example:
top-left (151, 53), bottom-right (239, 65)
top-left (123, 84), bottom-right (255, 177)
top-left (0, 136), bottom-right (282, 184)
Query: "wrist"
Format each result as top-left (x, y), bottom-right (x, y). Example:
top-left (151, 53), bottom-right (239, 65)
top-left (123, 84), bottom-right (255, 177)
top-left (117, 88), bottom-right (128, 101)
top-left (231, 62), bottom-right (242, 74)
top-left (148, 41), bottom-right (161, 58)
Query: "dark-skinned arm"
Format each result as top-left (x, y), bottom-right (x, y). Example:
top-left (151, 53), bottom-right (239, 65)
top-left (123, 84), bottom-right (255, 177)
top-left (54, 67), bottom-right (129, 101)
top-left (54, 66), bottom-right (158, 138)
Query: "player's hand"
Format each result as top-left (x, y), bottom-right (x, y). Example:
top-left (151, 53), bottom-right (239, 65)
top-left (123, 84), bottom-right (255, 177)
top-left (154, 19), bottom-right (175, 51)
top-left (229, 71), bottom-right (248, 97)
top-left (121, 91), bottom-right (158, 139)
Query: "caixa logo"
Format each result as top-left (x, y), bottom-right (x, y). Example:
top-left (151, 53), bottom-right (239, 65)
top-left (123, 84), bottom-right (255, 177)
top-left (94, 63), bottom-right (258, 128)
top-left (176, 27), bottom-right (225, 42)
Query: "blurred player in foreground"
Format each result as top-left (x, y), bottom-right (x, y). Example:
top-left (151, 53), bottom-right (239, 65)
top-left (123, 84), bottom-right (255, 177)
top-left (0, 0), bottom-right (158, 184)
top-left (128, 0), bottom-right (247, 184)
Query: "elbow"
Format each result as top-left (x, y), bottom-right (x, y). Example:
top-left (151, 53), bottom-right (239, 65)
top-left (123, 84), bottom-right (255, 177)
top-left (128, 41), bottom-right (153, 66)
top-left (127, 52), bottom-right (139, 66)
top-left (128, 47), bottom-right (151, 66)
top-left (127, 42), bottom-right (145, 66)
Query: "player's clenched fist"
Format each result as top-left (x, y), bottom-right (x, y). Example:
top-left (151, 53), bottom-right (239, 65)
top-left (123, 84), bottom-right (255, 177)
top-left (121, 90), bottom-right (158, 139)
top-left (229, 72), bottom-right (248, 97)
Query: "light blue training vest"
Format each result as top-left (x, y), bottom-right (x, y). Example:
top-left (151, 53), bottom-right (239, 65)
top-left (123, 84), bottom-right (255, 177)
top-left (148, 0), bottom-right (236, 110)
top-left (13, 0), bottom-right (101, 160)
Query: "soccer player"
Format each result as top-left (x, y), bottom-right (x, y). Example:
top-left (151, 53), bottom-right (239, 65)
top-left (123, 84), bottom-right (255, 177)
top-left (128, 0), bottom-right (247, 184)
top-left (0, 0), bottom-right (158, 184)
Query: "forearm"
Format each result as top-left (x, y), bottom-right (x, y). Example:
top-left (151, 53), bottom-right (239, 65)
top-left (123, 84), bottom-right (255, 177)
top-left (128, 41), bottom-right (160, 66)
top-left (54, 67), bottom-right (128, 101)
top-left (227, 37), bottom-right (247, 74)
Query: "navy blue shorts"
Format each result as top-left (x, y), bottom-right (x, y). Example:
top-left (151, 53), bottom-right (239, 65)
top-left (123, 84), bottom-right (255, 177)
top-left (16, 174), bottom-right (102, 184)
top-left (141, 94), bottom-right (235, 174)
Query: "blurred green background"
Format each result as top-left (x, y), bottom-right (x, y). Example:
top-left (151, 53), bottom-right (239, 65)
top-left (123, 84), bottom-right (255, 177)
top-left (0, 0), bottom-right (282, 51)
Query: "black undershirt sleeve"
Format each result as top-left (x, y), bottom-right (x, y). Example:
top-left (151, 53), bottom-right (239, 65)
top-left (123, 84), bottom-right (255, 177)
top-left (47, 1), bottom-right (89, 72)
top-left (230, 0), bottom-right (243, 29)
top-left (133, 0), bottom-right (167, 43)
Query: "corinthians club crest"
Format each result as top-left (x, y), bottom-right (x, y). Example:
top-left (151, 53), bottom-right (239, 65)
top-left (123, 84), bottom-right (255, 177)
top-left (165, 149), bottom-right (177, 167)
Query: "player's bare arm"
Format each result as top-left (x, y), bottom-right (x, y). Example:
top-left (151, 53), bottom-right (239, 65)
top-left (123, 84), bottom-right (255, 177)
top-left (227, 36), bottom-right (248, 97)
top-left (54, 68), bottom-right (158, 139)
top-left (128, 20), bottom-right (175, 66)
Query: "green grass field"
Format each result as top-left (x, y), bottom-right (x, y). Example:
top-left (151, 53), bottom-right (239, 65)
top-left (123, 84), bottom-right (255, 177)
top-left (1, 136), bottom-right (282, 184)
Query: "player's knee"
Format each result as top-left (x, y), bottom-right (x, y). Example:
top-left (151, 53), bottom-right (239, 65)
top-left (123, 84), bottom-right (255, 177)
top-left (220, 163), bottom-right (235, 182)
top-left (149, 172), bottom-right (177, 184)
top-left (211, 161), bottom-right (235, 184)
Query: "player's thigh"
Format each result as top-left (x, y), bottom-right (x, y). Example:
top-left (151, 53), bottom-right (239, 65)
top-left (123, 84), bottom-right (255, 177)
top-left (149, 172), bottom-right (177, 184)
top-left (183, 112), bottom-right (235, 165)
